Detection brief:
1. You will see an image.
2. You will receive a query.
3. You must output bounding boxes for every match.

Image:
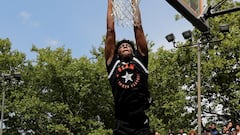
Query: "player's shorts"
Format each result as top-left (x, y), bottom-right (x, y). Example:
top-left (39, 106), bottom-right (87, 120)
top-left (113, 115), bottom-right (151, 135)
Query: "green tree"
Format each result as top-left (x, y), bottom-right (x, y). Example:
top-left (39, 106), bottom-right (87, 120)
top-left (0, 38), bottom-right (26, 134)
top-left (1, 1), bottom-right (239, 133)
top-left (2, 43), bottom-right (112, 134)
top-left (149, 1), bottom-right (240, 133)
top-left (199, 0), bottom-right (240, 124)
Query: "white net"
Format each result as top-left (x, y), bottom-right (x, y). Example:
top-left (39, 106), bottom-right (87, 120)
top-left (112, 0), bottom-right (140, 27)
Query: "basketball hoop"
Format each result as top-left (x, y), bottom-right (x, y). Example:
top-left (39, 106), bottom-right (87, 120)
top-left (111, 0), bottom-right (140, 27)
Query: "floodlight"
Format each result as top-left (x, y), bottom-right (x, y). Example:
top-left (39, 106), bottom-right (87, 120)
top-left (13, 72), bottom-right (21, 80)
top-left (2, 74), bottom-right (11, 81)
top-left (165, 33), bottom-right (175, 42)
top-left (219, 24), bottom-right (229, 34)
top-left (182, 30), bottom-right (192, 40)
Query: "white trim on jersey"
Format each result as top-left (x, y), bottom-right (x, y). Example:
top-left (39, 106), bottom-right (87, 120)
top-left (108, 57), bottom-right (148, 79)
top-left (133, 57), bottom-right (149, 74)
top-left (108, 60), bottom-right (120, 79)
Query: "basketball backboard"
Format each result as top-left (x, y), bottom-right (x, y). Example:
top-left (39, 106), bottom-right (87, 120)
top-left (166, 0), bottom-right (209, 32)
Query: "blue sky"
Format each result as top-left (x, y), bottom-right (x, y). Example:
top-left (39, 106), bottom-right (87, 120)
top-left (0, 0), bottom-right (223, 60)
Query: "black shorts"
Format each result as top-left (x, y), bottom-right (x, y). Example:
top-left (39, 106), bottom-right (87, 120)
top-left (113, 115), bottom-right (151, 135)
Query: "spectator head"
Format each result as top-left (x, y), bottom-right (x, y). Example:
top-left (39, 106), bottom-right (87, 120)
top-left (222, 125), bottom-right (228, 133)
top-left (188, 130), bottom-right (197, 135)
top-left (236, 122), bottom-right (240, 131)
top-left (211, 123), bottom-right (217, 129)
top-left (227, 121), bottom-right (233, 129)
top-left (155, 131), bottom-right (160, 135)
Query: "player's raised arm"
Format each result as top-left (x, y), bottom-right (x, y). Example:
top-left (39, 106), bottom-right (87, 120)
top-left (105, 0), bottom-right (116, 66)
top-left (132, 0), bottom-right (148, 57)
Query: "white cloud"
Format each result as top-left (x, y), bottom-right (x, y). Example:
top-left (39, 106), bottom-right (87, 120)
top-left (46, 39), bottom-right (59, 47)
top-left (19, 11), bottom-right (31, 23)
top-left (18, 11), bottom-right (39, 27)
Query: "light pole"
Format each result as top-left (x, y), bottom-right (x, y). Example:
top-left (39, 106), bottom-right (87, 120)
top-left (0, 86), bottom-right (5, 135)
top-left (197, 43), bottom-right (201, 135)
top-left (166, 31), bottom-right (203, 135)
top-left (0, 72), bottom-right (21, 135)
top-left (165, 24), bottom-right (229, 135)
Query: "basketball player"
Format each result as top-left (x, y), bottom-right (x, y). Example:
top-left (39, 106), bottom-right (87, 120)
top-left (105, 0), bottom-right (151, 134)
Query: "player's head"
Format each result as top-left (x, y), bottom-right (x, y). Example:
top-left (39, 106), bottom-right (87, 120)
top-left (116, 39), bottom-right (135, 60)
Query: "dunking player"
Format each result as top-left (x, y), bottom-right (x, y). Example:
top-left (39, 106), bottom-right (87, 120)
top-left (105, 0), bottom-right (151, 134)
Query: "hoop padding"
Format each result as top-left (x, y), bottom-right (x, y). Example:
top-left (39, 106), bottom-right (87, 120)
top-left (112, 0), bottom-right (140, 27)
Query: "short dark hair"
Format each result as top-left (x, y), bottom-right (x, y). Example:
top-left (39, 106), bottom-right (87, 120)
top-left (115, 39), bottom-right (135, 54)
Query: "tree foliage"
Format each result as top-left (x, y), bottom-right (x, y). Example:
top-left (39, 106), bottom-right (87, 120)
top-left (0, 1), bottom-right (239, 134)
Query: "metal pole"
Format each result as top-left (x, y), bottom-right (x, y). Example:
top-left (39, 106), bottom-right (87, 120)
top-left (0, 88), bottom-right (5, 135)
top-left (197, 44), bottom-right (202, 135)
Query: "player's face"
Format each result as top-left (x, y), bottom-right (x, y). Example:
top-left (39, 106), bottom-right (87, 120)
top-left (118, 43), bottom-right (133, 58)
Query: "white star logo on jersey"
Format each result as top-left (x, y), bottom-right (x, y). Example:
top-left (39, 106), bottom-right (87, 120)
top-left (122, 71), bottom-right (133, 83)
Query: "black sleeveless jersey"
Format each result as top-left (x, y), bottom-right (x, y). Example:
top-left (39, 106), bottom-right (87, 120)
top-left (106, 50), bottom-right (150, 120)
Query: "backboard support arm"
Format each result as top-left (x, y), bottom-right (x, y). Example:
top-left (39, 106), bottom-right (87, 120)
top-left (204, 6), bottom-right (240, 20)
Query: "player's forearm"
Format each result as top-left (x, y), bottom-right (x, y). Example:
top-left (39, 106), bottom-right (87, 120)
top-left (132, 0), bottom-right (144, 37)
top-left (105, 0), bottom-right (116, 65)
top-left (132, 0), bottom-right (148, 56)
top-left (107, 0), bottom-right (114, 31)
top-left (132, 0), bottom-right (142, 27)
top-left (106, 0), bottom-right (115, 45)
